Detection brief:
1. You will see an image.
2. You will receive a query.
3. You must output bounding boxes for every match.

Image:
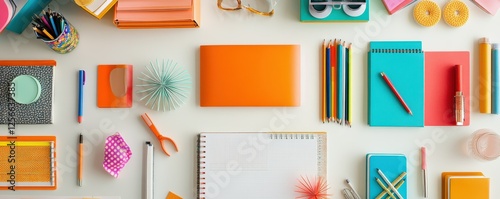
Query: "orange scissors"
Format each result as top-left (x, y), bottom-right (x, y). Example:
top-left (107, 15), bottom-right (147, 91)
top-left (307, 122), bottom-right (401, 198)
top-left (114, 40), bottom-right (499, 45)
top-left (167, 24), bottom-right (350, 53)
top-left (140, 113), bottom-right (179, 156)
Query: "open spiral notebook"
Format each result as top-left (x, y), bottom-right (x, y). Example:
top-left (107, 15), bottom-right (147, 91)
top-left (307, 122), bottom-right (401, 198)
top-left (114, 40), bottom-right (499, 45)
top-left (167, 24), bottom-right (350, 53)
top-left (197, 132), bottom-right (327, 199)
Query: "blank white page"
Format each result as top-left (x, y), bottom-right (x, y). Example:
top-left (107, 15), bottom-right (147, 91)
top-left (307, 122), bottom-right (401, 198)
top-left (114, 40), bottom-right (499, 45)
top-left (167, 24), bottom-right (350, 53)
top-left (198, 132), bottom-right (326, 199)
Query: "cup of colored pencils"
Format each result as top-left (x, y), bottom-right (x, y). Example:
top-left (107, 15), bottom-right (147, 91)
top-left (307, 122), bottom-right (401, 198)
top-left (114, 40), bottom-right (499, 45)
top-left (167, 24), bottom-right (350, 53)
top-left (32, 8), bottom-right (79, 54)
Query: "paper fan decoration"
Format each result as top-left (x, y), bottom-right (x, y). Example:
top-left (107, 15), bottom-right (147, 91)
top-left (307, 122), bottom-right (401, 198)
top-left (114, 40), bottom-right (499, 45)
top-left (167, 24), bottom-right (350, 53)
top-left (137, 59), bottom-right (191, 111)
top-left (296, 176), bottom-right (330, 199)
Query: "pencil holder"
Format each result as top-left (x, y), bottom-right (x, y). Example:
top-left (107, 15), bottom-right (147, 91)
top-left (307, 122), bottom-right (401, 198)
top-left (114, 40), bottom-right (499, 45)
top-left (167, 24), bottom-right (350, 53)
top-left (40, 19), bottom-right (79, 54)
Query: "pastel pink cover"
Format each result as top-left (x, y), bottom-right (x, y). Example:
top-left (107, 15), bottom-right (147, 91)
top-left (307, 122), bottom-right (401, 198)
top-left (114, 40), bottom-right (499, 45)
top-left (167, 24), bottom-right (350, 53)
top-left (0, 0), bottom-right (14, 32)
top-left (424, 52), bottom-right (470, 126)
top-left (382, 0), bottom-right (415, 14)
top-left (473, 0), bottom-right (500, 15)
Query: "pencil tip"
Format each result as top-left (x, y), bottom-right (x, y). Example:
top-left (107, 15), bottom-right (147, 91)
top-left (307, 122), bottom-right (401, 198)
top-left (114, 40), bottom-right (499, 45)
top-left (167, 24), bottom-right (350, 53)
top-left (409, 111), bottom-right (413, 116)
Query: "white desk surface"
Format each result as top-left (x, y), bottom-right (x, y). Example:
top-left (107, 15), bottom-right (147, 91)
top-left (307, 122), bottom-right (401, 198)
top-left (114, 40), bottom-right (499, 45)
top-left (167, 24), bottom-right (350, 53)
top-left (0, 1), bottom-right (499, 199)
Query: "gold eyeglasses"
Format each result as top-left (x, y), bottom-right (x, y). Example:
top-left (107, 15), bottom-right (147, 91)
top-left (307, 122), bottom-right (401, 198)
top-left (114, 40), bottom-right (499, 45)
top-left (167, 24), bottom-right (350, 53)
top-left (217, 0), bottom-right (279, 16)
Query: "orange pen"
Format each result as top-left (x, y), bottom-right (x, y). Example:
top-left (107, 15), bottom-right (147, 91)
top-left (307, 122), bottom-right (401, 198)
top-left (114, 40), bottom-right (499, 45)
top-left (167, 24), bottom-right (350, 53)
top-left (78, 134), bottom-right (83, 187)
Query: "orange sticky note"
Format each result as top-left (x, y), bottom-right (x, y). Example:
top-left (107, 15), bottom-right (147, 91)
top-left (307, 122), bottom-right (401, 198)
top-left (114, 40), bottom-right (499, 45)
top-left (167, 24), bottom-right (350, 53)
top-left (166, 191), bottom-right (182, 199)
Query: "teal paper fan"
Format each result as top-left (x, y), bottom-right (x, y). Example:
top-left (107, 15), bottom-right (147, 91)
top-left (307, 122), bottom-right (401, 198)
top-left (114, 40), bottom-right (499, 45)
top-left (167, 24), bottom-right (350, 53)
top-left (137, 60), bottom-right (191, 111)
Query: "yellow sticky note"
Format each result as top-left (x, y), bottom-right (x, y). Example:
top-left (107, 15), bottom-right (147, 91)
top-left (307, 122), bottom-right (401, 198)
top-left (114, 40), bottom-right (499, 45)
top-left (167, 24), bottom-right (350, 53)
top-left (166, 191), bottom-right (182, 199)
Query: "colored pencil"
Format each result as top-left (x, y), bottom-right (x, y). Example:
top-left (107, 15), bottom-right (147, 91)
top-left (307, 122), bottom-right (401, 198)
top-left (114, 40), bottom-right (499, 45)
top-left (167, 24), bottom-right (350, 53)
top-left (345, 44), bottom-right (352, 127)
top-left (332, 39), bottom-right (337, 123)
top-left (337, 42), bottom-right (344, 124)
top-left (326, 42), bottom-right (331, 121)
top-left (322, 40), bottom-right (326, 122)
top-left (380, 72), bottom-right (413, 115)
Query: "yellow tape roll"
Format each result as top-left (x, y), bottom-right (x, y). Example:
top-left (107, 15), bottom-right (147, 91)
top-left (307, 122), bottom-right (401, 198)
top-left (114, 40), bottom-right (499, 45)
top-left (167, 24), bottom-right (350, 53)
top-left (443, 0), bottom-right (469, 27)
top-left (413, 0), bottom-right (441, 27)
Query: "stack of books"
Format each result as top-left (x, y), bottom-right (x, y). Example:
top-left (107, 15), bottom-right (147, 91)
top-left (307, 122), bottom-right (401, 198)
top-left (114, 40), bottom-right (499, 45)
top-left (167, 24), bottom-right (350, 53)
top-left (113, 0), bottom-right (200, 28)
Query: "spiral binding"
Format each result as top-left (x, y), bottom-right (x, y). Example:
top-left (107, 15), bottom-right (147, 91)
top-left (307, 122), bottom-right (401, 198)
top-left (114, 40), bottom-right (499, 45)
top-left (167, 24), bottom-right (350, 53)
top-left (196, 133), bottom-right (327, 198)
top-left (197, 134), bottom-right (207, 199)
top-left (371, 48), bottom-right (422, 54)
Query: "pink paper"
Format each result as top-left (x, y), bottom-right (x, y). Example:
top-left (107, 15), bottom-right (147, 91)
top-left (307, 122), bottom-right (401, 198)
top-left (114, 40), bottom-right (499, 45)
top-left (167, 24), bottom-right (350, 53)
top-left (383, 0), bottom-right (406, 11)
top-left (103, 133), bottom-right (132, 178)
top-left (473, 0), bottom-right (500, 15)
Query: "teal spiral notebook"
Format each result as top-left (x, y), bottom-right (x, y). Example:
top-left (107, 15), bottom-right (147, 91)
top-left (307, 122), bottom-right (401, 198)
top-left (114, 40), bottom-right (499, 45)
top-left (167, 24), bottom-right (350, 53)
top-left (366, 153), bottom-right (407, 199)
top-left (368, 41), bottom-right (424, 127)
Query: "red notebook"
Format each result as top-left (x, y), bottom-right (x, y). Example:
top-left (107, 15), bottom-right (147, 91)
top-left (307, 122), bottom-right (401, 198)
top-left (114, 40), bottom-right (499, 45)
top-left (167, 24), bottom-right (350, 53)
top-left (424, 51), bottom-right (470, 126)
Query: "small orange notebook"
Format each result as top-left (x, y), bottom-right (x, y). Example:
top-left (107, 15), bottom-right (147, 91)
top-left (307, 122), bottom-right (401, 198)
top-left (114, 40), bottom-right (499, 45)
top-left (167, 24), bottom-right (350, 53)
top-left (424, 51), bottom-right (470, 126)
top-left (200, 45), bottom-right (301, 107)
top-left (442, 172), bottom-right (489, 199)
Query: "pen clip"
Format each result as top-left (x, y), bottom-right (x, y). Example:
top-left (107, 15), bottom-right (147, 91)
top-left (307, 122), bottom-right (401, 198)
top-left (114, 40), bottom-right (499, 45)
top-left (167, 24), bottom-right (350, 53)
top-left (83, 70), bottom-right (86, 85)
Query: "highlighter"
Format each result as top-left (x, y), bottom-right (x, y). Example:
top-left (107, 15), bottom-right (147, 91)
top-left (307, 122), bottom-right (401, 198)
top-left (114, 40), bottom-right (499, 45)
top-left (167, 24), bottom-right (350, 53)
top-left (455, 65), bottom-right (465, 125)
top-left (479, 37), bottom-right (491, 113)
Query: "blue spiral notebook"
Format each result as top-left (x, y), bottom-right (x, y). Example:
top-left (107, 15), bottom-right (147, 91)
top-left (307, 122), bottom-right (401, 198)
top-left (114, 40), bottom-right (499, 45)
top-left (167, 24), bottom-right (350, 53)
top-left (366, 153), bottom-right (407, 199)
top-left (368, 41), bottom-right (424, 127)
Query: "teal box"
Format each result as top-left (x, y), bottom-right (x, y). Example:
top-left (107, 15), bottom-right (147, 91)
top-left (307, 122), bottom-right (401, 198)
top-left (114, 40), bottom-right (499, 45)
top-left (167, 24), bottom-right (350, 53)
top-left (300, 0), bottom-right (369, 22)
top-left (7, 0), bottom-right (52, 34)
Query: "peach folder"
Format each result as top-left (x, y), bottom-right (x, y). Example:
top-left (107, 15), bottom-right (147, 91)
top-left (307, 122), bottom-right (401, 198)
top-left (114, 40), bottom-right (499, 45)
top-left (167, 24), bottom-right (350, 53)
top-left (117, 0), bottom-right (192, 10)
top-left (424, 51), bottom-right (470, 126)
top-left (200, 45), bottom-right (301, 107)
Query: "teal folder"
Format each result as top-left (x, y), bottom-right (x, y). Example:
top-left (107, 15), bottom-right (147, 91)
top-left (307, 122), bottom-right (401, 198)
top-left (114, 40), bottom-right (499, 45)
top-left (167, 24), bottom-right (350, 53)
top-left (6, 0), bottom-right (52, 34)
top-left (368, 41), bottom-right (424, 127)
top-left (366, 153), bottom-right (407, 199)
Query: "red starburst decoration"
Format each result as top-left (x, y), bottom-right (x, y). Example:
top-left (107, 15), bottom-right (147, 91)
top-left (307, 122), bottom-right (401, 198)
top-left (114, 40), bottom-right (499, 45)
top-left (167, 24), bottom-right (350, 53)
top-left (296, 176), bottom-right (330, 199)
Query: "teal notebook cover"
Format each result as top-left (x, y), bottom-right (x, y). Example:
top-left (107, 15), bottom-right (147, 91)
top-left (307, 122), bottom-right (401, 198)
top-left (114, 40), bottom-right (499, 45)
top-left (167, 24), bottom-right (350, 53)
top-left (366, 153), bottom-right (407, 199)
top-left (300, 0), bottom-right (369, 22)
top-left (6, 0), bottom-right (52, 34)
top-left (368, 41), bottom-right (424, 127)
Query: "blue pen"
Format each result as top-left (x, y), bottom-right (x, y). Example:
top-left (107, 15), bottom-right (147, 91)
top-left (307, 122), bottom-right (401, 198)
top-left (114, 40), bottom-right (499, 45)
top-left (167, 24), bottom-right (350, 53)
top-left (78, 70), bottom-right (85, 123)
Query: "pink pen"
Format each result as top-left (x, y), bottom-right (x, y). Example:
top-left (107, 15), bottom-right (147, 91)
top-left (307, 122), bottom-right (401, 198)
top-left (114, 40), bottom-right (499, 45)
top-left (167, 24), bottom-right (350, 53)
top-left (421, 147), bottom-right (428, 198)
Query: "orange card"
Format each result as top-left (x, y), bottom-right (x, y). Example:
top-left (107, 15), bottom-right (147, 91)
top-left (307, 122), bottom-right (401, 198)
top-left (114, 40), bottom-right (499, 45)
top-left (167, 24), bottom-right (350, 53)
top-left (97, 64), bottom-right (133, 108)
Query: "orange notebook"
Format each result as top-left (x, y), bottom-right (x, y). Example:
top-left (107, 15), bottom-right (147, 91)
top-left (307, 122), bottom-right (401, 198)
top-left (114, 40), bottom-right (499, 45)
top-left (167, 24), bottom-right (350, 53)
top-left (442, 172), bottom-right (489, 199)
top-left (200, 45), bottom-right (301, 107)
top-left (425, 51), bottom-right (470, 126)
